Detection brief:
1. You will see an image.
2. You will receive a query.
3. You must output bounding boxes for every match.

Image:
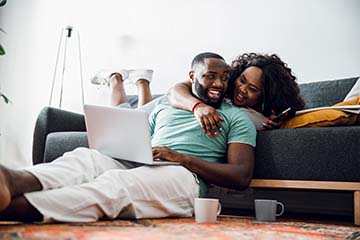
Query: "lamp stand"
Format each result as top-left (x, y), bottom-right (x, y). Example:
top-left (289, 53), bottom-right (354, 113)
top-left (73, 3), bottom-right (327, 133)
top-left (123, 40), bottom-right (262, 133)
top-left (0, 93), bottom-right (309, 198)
top-left (49, 26), bottom-right (84, 108)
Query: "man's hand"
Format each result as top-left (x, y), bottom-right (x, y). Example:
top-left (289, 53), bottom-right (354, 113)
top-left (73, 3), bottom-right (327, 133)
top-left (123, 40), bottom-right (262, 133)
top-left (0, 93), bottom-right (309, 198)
top-left (152, 146), bottom-right (184, 163)
top-left (193, 103), bottom-right (224, 137)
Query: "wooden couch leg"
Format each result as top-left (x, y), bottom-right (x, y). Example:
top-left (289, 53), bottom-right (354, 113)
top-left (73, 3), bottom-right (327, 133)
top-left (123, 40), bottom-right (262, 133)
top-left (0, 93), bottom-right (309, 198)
top-left (355, 191), bottom-right (360, 226)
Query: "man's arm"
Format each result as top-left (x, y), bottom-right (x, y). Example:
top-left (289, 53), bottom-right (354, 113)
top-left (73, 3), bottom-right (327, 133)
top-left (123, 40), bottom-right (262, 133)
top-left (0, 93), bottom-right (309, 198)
top-left (152, 142), bottom-right (254, 190)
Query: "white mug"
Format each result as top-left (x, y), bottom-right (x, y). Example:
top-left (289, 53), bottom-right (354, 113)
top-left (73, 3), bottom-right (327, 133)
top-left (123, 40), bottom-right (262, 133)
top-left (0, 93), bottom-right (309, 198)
top-left (254, 199), bottom-right (285, 222)
top-left (194, 198), bottom-right (222, 223)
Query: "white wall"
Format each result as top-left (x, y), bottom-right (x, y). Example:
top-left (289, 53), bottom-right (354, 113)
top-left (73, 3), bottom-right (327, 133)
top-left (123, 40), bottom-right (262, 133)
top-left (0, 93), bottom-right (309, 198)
top-left (0, 0), bottom-right (359, 167)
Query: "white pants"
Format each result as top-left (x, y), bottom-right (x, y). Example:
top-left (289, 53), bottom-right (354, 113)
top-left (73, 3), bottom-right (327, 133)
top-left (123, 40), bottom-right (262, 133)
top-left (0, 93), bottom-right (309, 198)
top-left (24, 147), bottom-right (200, 222)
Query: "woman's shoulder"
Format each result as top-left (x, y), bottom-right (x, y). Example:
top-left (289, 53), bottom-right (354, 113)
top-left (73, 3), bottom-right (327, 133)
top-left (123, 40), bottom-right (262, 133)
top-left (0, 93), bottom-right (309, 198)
top-left (240, 107), bottom-right (267, 130)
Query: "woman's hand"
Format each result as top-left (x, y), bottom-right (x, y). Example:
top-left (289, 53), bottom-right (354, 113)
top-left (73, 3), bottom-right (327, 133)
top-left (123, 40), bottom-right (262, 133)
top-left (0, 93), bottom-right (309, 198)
top-left (261, 112), bottom-right (286, 130)
top-left (261, 118), bottom-right (283, 130)
top-left (193, 103), bottom-right (224, 137)
top-left (152, 146), bottom-right (184, 163)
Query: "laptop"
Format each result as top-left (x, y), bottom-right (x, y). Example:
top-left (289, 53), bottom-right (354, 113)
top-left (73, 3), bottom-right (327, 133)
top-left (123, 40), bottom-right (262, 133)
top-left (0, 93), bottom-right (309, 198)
top-left (83, 104), bottom-right (179, 166)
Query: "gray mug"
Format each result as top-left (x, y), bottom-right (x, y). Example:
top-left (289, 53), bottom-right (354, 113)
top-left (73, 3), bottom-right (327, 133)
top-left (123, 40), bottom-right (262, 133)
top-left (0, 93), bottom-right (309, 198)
top-left (254, 199), bottom-right (284, 222)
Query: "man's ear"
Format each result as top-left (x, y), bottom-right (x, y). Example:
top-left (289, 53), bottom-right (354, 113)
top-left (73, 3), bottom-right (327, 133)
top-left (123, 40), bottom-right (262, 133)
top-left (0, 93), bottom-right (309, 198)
top-left (189, 70), bottom-right (195, 83)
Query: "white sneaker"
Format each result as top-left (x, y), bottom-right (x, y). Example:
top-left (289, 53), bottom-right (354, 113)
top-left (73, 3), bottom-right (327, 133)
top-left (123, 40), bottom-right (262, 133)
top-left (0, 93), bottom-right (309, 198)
top-left (90, 69), bottom-right (130, 86)
top-left (127, 69), bottom-right (154, 84)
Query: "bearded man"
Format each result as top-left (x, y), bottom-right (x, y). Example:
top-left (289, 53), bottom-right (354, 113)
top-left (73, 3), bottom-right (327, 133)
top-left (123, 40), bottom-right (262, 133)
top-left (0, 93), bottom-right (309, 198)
top-left (0, 52), bottom-right (256, 223)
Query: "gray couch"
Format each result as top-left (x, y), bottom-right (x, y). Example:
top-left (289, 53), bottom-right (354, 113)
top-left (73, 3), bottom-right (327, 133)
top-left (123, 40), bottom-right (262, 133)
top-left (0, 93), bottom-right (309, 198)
top-left (32, 77), bottom-right (360, 219)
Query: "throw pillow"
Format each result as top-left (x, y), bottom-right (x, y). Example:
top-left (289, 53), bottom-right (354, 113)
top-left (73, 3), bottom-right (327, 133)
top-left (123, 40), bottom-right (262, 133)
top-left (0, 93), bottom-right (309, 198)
top-left (283, 96), bottom-right (360, 128)
top-left (344, 77), bottom-right (360, 101)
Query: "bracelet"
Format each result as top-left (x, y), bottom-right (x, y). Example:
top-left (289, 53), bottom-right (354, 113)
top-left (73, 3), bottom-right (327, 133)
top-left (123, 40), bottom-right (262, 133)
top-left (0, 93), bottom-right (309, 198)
top-left (191, 101), bottom-right (203, 114)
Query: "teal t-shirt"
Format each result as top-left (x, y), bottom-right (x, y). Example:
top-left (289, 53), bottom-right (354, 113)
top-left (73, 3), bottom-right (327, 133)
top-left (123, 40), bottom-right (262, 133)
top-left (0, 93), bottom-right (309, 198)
top-left (149, 99), bottom-right (256, 196)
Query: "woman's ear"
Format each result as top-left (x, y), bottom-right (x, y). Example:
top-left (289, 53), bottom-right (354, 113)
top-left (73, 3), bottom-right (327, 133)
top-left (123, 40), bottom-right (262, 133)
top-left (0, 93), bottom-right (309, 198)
top-left (189, 71), bottom-right (195, 83)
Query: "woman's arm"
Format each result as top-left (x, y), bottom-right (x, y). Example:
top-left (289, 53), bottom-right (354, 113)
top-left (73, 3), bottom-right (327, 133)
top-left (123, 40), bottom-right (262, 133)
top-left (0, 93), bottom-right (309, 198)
top-left (167, 80), bottom-right (224, 136)
top-left (167, 80), bottom-right (198, 111)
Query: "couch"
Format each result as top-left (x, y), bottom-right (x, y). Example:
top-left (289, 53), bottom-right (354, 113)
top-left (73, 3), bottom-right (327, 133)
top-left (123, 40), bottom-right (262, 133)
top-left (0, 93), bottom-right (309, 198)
top-left (32, 77), bottom-right (360, 224)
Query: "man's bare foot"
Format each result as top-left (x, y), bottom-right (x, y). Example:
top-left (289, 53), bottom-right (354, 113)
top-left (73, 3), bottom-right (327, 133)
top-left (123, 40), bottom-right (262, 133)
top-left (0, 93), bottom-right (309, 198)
top-left (0, 165), bottom-right (42, 212)
top-left (0, 166), bottom-right (13, 211)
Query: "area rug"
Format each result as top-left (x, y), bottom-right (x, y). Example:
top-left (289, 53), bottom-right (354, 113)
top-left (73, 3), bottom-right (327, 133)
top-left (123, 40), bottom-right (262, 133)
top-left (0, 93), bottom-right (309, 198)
top-left (0, 216), bottom-right (359, 240)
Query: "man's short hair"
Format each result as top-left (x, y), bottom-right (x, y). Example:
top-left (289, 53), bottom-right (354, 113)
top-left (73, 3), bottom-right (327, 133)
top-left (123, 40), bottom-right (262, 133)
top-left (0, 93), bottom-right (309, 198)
top-left (191, 52), bottom-right (225, 69)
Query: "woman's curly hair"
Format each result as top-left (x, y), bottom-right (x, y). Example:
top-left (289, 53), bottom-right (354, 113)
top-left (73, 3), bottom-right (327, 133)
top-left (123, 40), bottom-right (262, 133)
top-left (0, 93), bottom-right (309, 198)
top-left (228, 53), bottom-right (305, 117)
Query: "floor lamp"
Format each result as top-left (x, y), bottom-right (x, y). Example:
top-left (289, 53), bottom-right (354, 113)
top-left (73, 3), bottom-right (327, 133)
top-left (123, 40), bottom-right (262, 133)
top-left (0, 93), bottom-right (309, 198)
top-left (49, 26), bottom-right (84, 109)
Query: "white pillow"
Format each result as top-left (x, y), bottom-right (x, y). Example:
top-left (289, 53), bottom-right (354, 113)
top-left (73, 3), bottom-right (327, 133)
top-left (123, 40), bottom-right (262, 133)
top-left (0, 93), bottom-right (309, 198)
top-left (344, 77), bottom-right (360, 101)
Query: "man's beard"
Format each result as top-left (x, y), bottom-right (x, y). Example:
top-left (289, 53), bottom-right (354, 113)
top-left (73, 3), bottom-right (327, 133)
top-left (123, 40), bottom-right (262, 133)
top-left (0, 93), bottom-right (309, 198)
top-left (194, 79), bottom-right (224, 108)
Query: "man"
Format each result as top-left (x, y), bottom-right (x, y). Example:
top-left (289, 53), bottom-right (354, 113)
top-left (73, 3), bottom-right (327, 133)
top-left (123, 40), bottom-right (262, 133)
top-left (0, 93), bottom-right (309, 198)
top-left (0, 52), bottom-right (256, 222)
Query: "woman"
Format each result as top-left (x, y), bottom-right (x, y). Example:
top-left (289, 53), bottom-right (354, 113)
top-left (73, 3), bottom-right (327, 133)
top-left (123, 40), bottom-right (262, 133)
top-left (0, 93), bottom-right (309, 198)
top-left (167, 53), bottom-right (305, 134)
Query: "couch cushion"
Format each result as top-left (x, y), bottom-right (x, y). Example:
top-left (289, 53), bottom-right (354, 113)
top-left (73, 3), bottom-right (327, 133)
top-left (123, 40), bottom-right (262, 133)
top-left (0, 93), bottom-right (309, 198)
top-left (283, 96), bottom-right (360, 128)
top-left (44, 132), bottom-right (88, 163)
top-left (299, 77), bottom-right (358, 108)
top-left (254, 126), bottom-right (360, 182)
top-left (127, 94), bottom-right (163, 108)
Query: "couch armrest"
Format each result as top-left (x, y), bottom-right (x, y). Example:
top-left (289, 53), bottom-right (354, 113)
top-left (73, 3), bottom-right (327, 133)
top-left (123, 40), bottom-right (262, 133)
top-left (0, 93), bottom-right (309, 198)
top-left (32, 107), bottom-right (86, 165)
top-left (44, 132), bottom-right (88, 163)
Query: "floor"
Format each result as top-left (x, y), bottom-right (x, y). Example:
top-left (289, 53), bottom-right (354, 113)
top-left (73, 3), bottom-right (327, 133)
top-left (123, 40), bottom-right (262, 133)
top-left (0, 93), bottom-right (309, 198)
top-left (0, 215), bottom-right (359, 240)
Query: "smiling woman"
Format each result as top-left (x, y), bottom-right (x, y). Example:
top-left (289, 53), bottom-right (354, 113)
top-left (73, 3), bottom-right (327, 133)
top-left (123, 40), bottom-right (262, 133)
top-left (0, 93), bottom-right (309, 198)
top-left (228, 53), bottom-right (305, 118)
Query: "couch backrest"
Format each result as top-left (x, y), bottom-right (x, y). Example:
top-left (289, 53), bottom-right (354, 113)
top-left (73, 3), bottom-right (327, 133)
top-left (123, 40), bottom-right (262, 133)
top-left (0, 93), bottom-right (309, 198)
top-left (127, 77), bottom-right (359, 109)
top-left (128, 94), bottom-right (163, 108)
top-left (299, 77), bottom-right (358, 109)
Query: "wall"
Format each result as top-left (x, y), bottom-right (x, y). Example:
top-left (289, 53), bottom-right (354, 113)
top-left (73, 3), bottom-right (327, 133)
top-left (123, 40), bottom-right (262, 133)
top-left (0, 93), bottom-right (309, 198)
top-left (0, 0), bottom-right (359, 167)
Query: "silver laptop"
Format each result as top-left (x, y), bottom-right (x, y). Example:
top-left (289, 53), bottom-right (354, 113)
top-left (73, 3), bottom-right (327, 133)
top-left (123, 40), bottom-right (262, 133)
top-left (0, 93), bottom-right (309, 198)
top-left (83, 104), bottom-right (178, 166)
